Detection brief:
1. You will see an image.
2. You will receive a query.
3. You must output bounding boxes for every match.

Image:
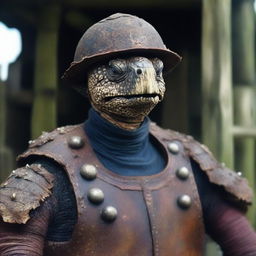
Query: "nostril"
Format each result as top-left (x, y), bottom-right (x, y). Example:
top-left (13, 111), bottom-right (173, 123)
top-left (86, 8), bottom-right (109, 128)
top-left (136, 68), bottom-right (142, 75)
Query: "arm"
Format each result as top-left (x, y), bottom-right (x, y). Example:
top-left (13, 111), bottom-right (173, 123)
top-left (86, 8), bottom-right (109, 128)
top-left (0, 199), bottom-right (53, 256)
top-left (0, 158), bottom-right (77, 255)
top-left (0, 163), bottom-right (55, 256)
top-left (192, 160), bottom-right (256, 256)
top-left (206, 200), bottom-right (256, 256)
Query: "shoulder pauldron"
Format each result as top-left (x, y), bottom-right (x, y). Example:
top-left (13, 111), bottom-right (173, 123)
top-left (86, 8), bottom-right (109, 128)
top-left (183, 137), bottom-right (253, 204)
top-left (150, 123), bottom-right (253, 206)
top-left (0, 164), bottom-right (54, 224)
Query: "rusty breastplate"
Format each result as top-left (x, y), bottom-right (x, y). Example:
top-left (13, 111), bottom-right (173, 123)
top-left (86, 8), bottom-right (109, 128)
top-left (19, 124), bottom-right (205, 256)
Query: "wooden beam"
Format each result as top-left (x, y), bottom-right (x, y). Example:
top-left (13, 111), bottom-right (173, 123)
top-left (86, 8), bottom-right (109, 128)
top-left (201, 0), bottom-right (234, 168)
top-left (44, 0), bottom-right (200, 9)
top-left (0, 80), bottom-right (13, 181)
top-left (232, 0), bottom-right (256, 227)
top-left (233, 126), bottom-right (256, 138)
top-left (1, 0), bottom-right (200, 10)
top-left (31, 3), bottom-right (60, 138)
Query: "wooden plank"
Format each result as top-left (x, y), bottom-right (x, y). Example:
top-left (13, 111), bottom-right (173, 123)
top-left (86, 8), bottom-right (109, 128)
top-left (0, 0), bottom-right (201, 15)
top-left (0, 80), bottom-right (13, 181)
top-left (233, 0), bottom-right (256, 84)
top-left (31, 3), bottom-right (60, 139)
top-left (233, 126), bottom-right (256, 138)
top-left (232, 0), bottom-right (256, 227)
top-left (201, 0), bottom-right (234, 168)
top-left (202, 1), bottom-right (233, 254)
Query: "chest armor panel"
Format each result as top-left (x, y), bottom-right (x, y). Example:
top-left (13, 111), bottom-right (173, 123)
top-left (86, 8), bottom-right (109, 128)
top-left (19, 124), bottom-right (205, 256)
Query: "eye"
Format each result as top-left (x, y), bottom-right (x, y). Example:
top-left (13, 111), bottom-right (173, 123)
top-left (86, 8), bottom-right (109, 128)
top-left (111, 64), bottom-right (123, 75)
top-left (107, 59), bottom-right (128, 82)
top-left (108, 59), bottom-right (127, 75)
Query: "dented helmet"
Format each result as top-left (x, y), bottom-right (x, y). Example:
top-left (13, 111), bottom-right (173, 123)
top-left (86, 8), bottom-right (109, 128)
top-left (62, 13), bottom-right (181, 88)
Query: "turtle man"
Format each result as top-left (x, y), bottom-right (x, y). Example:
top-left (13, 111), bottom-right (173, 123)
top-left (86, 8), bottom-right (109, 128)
top-left (0, 13), bottom-right (256, 256)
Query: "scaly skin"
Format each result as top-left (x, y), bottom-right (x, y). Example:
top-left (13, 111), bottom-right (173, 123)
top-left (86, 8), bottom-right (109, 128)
top-left (87, 56), bottom-right (165, 130)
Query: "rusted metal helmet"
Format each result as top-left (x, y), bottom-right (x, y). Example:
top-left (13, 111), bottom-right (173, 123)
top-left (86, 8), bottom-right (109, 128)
top-left (62, 13), bottom-right (181, 88)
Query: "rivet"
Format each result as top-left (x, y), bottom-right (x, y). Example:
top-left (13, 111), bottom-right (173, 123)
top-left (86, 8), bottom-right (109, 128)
top-left (80, 164), bottom-right (97, 180)
top-left (11, 193), bottom-right (16, 201)
top-left (41, 131), bottom-right (47, 136)
top-left (168, 142), bottom-right (179, 154)
top-left (87, 188), bottom-right (104, 204)
top-left (101, 206), bottom-right (118, 222)
top-left (68, 136), bottom-right (84, 149)
top-left (221, 162), bottom-right (226, 167)
top-left (176, 167), bottom-right (190, 180)
top-left (177, 194), bottom-right (192, 209)
top-left (57, 127), bottom-right (66, 134)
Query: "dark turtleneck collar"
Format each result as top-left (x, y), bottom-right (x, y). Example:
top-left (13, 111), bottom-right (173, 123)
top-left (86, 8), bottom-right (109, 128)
top-left (84, 108), bottom-right (166, 176)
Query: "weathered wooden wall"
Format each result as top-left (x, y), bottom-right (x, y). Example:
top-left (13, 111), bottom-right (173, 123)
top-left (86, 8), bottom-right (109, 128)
top-left (202, 0), bottom-right (234, 168)
top-left (233, 0), bottom-right (256, 226)
top-left (31, 3), bottom-right (60, 138)
top-left (0, 80), bottom-right (13, 181)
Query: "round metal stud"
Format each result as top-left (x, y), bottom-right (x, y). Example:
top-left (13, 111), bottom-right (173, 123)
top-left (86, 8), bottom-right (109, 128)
top-left (237, 172), bottom-right (242, 177)
top-left (80, 164), bottom-right (97, 180)
top-left (176, 167), bottom-right (190, 180)
top-left (68, 136), bottom-right (84, 149)
top-left (177, 194), bottom-right (192, 209)
top-left (168, 142), bottom-right (179, 154)
top-left (87, 188), bottom-right (104, 204)
top-left (11, 193), bottom-right (16, 201)
top-left (101, 206), bottom-right (118, 222)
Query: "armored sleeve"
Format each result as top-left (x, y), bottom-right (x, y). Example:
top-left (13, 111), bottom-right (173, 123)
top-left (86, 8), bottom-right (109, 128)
top-left (0, 159), bottom-right (77, 255)
top-left (0, 164), bottom-right (54, 224)
top-left (0, 164), bottom-right (55, 256)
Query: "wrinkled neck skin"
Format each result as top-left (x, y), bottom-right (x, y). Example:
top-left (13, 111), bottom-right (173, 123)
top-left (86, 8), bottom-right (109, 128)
top-left (87, 56), bottom-right (166, 131)
top-left (100, 112), bottom-right (143, 130)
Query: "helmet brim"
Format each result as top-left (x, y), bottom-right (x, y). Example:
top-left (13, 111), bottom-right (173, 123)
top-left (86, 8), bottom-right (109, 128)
top-left (62, 47), bottom-right (182, 89)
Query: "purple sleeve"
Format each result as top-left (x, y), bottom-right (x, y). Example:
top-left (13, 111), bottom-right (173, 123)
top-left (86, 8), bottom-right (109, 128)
top-left (0, 199), bottom-right (52, 256)
top-left (206, 201), bottom-right (256, 256)
top-left (191, 160), bottom-right (256, 255)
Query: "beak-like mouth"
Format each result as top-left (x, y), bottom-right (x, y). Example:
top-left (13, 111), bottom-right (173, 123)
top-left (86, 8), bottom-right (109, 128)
top-left (104, 93), bottom-right (162, 102)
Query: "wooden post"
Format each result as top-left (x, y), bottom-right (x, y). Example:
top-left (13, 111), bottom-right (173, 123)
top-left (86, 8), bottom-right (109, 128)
top-left (202, 1), bottom-right (233, 254)
top-left (31, 3), bottom-right (60, 139)
top-left (0, 79), bottom-right (13, 181)
top-left (202, 0), bottom-right (234, 168)
top-left (232, 0), bottom-right (256, 226)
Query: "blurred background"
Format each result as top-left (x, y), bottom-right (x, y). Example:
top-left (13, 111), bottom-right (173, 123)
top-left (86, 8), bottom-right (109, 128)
top-left (0, 0), bottom-right (255, 255)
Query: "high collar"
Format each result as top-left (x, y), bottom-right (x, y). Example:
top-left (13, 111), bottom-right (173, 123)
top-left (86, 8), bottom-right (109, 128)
top-left (84, 108), bottom-right (150, 155)
top-left (84, 108), bottom-right (165, 176)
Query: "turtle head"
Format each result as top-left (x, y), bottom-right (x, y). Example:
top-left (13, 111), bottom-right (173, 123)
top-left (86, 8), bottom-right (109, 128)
top-left (87, 56), bottom-right (165, 130)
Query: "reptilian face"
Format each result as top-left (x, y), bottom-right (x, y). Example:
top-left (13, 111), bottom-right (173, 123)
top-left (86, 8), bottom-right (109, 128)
top-left (87, 56), bottom-right (165, 128)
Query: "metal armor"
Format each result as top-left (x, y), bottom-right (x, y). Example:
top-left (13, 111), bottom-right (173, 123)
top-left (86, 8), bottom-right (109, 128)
top-left (16, 123), bottom-right (204, 256)
top-left (13, 123), bottom-right (251, 256)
